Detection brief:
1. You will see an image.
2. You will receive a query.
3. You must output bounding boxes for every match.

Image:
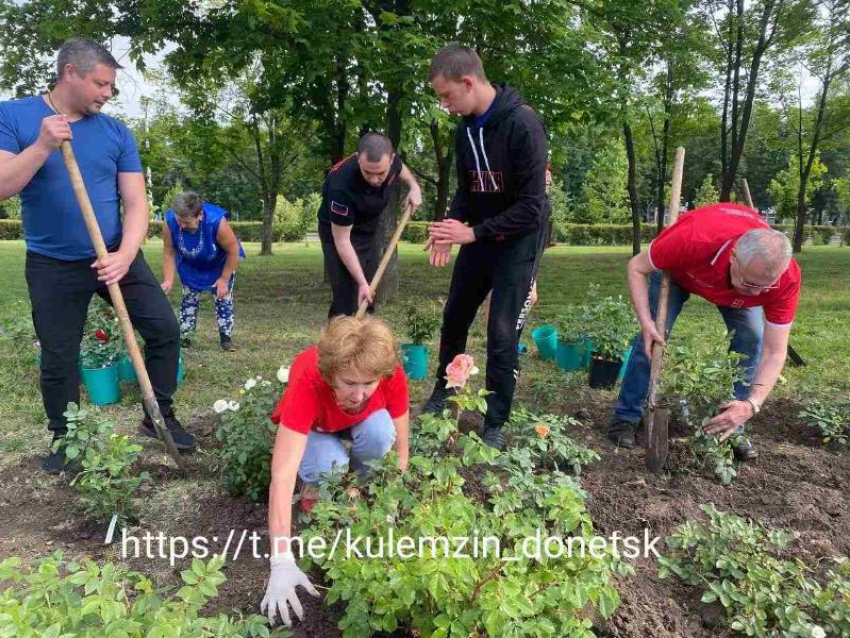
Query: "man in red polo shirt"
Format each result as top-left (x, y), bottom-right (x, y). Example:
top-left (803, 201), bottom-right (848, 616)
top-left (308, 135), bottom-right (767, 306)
top-left (608, 203), bottom-right (801, 461)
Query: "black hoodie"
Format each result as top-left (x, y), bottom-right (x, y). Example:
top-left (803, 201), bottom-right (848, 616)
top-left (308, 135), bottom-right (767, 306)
top-left (448, 84), bottom-right (549, 240)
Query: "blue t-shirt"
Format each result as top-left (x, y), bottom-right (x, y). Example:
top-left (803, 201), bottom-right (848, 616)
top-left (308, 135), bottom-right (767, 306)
top-left (165, 202), bottom-right (245, 291)
top-left (0, 96), bottom-right (143, 260)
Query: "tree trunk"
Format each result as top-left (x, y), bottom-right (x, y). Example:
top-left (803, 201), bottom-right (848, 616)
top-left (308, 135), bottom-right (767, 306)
top-left (261, 194), bottom-right (277, 256)
top-left (373, 83), bottom-right (405, 303)
top-left (431, 118), bottom-right (453, 220)
top-left (721, 0), bottom-right (776, 201)
top-left (623, 121), bottom-right (641, 255)
top-left (793, 74), bottom-right (833, 252)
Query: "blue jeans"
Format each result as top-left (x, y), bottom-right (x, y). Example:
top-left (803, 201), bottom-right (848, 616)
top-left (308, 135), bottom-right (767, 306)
top-left (614, 271), bottom-right (764, 430)
top-left (298, 409), bottom-right (396, 485)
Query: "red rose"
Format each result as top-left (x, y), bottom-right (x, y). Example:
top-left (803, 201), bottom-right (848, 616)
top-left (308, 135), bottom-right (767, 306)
top-left (95, 329), bottom-right (109, 342)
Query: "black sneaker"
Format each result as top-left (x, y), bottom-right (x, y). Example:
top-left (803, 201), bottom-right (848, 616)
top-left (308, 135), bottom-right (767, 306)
top-left (607, 419), bottom-right (637, 448)
top-left (220, 334), bottom-right (235, 351)
top-left (41, 448), bottom-right (68, 475)
top-left (139, 411), bottom-right (197, 453)
top-left (481, 426), bottom-right (507, 451)
top-left (41, 436), bottom-right (80, 475)
top-left (731, 437), bottom-right (758, 461)
top-left (422, 384), bottom-right (452, 416)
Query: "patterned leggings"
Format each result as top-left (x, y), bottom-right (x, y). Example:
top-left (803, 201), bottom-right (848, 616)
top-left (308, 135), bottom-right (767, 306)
top-left (179, 277), bottom-right (235, 338)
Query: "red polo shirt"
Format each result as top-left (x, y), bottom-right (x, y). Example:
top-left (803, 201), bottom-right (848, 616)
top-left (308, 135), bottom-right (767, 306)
top-left (648, 203), bottom-right (801, 327)
top-left (270, 346), bottom-right (409, 435)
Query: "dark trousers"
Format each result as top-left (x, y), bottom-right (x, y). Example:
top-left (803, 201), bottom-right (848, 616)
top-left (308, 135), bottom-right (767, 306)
top-left (26, 250), bottom-right (180, 437)
top-left (321, 238), bottom-right (378, 318)
top-left (435, 228), bottom-right (546, 428)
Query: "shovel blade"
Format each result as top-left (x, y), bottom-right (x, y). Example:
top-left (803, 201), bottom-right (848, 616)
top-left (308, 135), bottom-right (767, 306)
top-left (645, 405), bottom-right (669, 473)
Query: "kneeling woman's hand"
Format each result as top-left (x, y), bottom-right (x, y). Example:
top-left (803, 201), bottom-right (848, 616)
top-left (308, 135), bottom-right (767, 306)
top-left (261, 552), bottom-right (320, 627)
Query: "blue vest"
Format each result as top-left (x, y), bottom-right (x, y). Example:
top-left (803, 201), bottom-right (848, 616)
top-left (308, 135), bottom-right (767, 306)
top-left (165, 202), bottom-right (245, 291)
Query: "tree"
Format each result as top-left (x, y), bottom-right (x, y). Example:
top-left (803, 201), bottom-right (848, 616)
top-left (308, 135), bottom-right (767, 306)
top-left (788, 0), bottom-right (850, 251)
top-left (768, 152), bottom-right (827, 220)
top-left (695, 173), bottom-right (720, 206)
top-left (576, 138), bottom-right (630, 223)
top-left (644, 1), bottom-right (712, 231)
top-left (703, 0), bottom-right (815, 202)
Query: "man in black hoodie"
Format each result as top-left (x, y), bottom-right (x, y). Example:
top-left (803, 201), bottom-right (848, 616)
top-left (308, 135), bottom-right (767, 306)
top-left (423, 44), bottom-right (549, 449)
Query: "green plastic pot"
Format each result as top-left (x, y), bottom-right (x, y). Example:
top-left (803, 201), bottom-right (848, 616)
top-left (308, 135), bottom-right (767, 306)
top-left (400, 344), bottom-right (429, 380)
top-left (581, 337), bottom-right (594, 368)
top-left (81, 363), bottom-right (121, 406)
top-left (117, 353), bottom-right (136, 382)
top-left (617, 346), bottom-right (633, 382)
top-left (532, 325), bottom-right (558, 361)
top-left (555, 339), bottom-right (585, 372)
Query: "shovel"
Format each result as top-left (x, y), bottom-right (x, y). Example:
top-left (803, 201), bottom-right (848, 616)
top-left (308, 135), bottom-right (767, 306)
top-left (60, 141), bottom-right (185, 470)
top-left (645, 146), bottom-right (685, 474)
top-left (355, 201), bottom-right (415, 319)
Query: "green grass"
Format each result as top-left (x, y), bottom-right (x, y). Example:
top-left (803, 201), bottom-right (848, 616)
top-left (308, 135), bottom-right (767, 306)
top-left (0, 241), bottom-right (848, 465)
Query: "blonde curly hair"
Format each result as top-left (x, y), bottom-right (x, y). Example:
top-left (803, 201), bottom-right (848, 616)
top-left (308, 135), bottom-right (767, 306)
top-left (317, 316), bottom-right (398, 383)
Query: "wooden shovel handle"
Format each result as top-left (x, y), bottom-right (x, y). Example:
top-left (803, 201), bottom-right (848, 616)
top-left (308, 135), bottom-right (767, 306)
top-left (355, 201), bottom-right (415, 319)
top-left (647, 147), bottom-right (685, 403)
top-left (742, 179), bottom-right (755, 209)
top-left (60, 141), bottom-right (185, 469)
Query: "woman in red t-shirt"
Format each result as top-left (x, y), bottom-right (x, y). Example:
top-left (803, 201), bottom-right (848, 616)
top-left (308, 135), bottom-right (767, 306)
top-left (261, 316), bottom-right (409, 628)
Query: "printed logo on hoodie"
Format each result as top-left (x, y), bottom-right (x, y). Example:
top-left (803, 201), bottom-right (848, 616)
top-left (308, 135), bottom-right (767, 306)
top-left (469, 170), bottom-right (504, 193)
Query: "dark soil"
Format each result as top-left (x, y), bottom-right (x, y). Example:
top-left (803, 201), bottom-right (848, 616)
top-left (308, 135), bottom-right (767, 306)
top-left (1, 397), bottom-right (848, 637)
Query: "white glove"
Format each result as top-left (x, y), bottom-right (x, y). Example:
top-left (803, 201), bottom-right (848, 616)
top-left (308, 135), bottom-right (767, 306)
top-left (260, 552), bottom-right (320, 627)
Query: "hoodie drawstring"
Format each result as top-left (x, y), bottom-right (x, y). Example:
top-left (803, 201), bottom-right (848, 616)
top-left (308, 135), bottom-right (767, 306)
top-left (478, 128), bottom-right (499, 191)
top-left (466, 128), bottom-right (486, 192)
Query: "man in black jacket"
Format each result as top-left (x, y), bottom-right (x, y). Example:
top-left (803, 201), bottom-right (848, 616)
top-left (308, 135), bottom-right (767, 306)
top-left (319, 132), bottom-right (422, 318)
top-left (423, 44), bottom-right (549, 449)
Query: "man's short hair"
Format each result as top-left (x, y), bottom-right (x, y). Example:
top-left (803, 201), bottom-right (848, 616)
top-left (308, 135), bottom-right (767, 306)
top-left (173, 191), bottom-right (203, 219)
top-left (428, 43), bottom-right (487, 82)
top-left (56, 38), bottom-right (122, 82)
top-left (358, 132), bottom-right (394, 163)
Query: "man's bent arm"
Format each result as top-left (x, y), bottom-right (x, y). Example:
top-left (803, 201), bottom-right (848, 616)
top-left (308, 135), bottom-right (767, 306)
top-left (0, 147), bottom-right (52, 201)
top-left (331, 223), bottom-right (368, 286)
top-left (626, 251), bottom-right (656, 328)
top-left (748, 323), bottom-right (791, 406)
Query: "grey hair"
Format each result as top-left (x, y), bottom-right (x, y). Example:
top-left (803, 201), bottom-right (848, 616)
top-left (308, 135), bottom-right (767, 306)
top-left (736, 229), bottom-right (792, 277)
top-left (56, 38), bottom-right (122, 82)
top-left (173, 191), bottom-right (203, 219)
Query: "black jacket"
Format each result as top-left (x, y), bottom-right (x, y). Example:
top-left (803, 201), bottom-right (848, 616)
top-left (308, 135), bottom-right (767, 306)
top-left (448, 85), bottom-right (549, 240)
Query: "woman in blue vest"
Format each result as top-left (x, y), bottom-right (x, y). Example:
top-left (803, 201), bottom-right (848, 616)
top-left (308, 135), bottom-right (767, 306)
top-left (161, 191), bottom-right (245, 351)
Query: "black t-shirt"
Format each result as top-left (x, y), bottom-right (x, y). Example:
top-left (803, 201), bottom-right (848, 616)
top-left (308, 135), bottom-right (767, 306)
top-left (318, 153), bottom-right (403, 242)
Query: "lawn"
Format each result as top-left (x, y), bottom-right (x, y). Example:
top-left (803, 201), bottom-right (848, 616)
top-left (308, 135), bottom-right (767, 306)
top-left (0, 241), bottom-right (847, 461)
top-left (0, 240), bottom-right (848, 638)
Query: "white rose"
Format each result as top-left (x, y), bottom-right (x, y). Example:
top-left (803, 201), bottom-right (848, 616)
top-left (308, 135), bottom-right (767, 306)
top-left (811, 626), bottom-right (826, 638)
top-left (277, 366), bottom-right (290, 384)
top-left (213, 399), bottom-right (229, 414)
top-left (228, 400), bottom-right (240, 411)
top-left (470, 366), bottom-right (480, 376)
top-left (244, 378), bottom-right (257, 390)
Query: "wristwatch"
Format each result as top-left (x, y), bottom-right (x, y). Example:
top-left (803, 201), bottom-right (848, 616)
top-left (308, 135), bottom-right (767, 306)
top-left (745, 397), bottom-right (761, 415)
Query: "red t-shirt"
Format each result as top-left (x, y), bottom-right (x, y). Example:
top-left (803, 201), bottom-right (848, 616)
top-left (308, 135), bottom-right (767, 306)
top-left (648, 203), bottom-right (801, 327)
top-left (270, 346), bottom-right (409, 435)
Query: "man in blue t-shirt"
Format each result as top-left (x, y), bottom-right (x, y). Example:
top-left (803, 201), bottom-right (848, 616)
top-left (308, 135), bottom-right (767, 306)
top-left (0, 38), bottom-right (195, 473)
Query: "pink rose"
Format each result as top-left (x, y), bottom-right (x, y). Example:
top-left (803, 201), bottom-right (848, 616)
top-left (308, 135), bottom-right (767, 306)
top-left (445, 353), bottom-right (477, 389)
